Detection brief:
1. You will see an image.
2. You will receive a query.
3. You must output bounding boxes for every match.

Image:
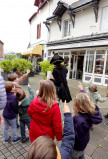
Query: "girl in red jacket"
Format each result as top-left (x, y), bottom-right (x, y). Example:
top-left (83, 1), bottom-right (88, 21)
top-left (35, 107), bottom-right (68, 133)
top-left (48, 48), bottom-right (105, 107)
top-left (28, 80), bottom-right (63, 142)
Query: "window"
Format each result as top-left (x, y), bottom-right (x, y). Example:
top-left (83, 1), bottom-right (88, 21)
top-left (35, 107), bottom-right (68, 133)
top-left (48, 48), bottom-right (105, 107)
top-left (37, 23), bottom-right (41, 39)
top-left (85, 51), bottom-right (94, 73)
top-left (63, 20), bottom-right (71, 37)
top-left (101, 7), bottom-right (108, 30)
top-left (94, 50), bottom-right (105, 74)
top-left (105, 52), bottom-right (108, 75)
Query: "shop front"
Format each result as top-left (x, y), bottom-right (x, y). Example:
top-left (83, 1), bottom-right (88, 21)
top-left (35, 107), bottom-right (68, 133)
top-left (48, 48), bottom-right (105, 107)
top-left (47, 33), bottom-right (108, 86)
top-left (84, 49), bottom-right (108, 86)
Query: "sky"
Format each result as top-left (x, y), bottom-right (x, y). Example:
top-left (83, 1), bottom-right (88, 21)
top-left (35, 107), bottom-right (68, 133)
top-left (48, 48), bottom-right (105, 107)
top-left (0, 0), bottom-right (37, 53)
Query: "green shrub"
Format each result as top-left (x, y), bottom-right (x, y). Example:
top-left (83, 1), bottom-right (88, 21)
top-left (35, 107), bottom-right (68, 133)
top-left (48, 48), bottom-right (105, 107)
top-left (0, 59), bottom-right (33, 75)
top-left (39, 60), bottom-right (54, 79)
top-left (13, 59), bottom-right (33, 75)
top-left (0, 60), bottom-right (14, 72)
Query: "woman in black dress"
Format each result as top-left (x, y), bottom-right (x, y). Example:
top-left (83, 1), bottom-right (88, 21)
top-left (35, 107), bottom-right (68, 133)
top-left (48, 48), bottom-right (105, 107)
top-left (50, 53), bottom-right (72, 103)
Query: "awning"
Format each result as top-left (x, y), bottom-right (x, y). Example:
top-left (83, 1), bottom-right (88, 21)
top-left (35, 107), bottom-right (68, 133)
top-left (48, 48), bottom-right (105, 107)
top-left (22, 44), bottom-right (44, 56)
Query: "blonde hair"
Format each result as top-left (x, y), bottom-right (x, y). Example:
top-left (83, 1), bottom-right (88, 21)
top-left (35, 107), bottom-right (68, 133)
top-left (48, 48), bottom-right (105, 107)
top-left (74, 93), bottom-right (95, 115)
top-left (38, 80), bottom-right (57, 111)
top-left (26, 136), bottom-right (57, 159)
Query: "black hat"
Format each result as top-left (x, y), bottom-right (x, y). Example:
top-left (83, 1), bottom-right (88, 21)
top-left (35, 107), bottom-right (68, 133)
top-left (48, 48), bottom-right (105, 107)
top-left (50, 53), bottom-right (64, 65)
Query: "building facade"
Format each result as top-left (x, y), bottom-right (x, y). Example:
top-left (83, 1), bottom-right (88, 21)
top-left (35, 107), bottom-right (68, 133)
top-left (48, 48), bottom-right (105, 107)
top-left (45, 0), bottom-right (108, 86)
top-left (23, 0), bottom-right (60, 62)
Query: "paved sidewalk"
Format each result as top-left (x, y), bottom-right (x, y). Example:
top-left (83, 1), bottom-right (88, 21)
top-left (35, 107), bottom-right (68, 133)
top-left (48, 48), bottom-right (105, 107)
top-left (0, 74), bottom-right (108, 159)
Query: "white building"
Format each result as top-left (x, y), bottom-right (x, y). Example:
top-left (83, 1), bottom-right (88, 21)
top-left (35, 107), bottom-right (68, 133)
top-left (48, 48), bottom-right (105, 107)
top-left (23, 0), bottom-right (59, 61)
top-left (45, 0), bottom-right (108, 86)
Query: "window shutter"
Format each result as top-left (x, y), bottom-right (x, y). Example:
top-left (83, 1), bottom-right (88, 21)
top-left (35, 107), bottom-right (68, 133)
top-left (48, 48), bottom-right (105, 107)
top-left (39, 23), bottom-right (41, 38)
top-left (37, 24), bottom-right (38, 39)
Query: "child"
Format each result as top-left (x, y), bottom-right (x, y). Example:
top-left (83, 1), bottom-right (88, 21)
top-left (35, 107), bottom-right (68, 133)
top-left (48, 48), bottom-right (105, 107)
top-left (85, 78), bottom-right (106, 105)
top-left (7, 69), bottom-right (30, 94)
top-left (26, 101), bottom-right (75, 159)
top-left (7, 69), bottom-right (30, 128)
top-left (71, 93), bottom-right (102, 159)
top-left (0, 76), bottom-right (7, 126)
top-left (16, 84), bottom-right (34, 143)
top-left (28, 80), bottom-right (63, 142)
top-left (3, 81), bottom-right (21, 143)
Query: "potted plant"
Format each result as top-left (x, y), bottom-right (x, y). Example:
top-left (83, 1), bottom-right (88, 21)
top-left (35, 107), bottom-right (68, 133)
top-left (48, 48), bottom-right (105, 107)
top-left (0, 60), bottom-right (14, 80)
top-left (13, 59), bottom-right (33, 85)
top-left (39, 60), bottom-right (54, 79)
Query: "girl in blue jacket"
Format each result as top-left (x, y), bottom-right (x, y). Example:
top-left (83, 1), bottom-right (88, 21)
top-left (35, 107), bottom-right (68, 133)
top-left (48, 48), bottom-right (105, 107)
top-left (71, 93), bottom-right (102, 159)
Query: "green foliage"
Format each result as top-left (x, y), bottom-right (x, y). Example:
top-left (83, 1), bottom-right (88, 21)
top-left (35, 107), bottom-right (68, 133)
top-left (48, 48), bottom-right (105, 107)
top-left (39, 60), bottom-right (54, 79)
top-left (13, 59), bottom-right (33, 75)
top-left (0, 60), bottom-right (14, 72)
top-left (4, 54), bottom-right (16, 60)
top-left (0, 59), bottom-right (33, 75)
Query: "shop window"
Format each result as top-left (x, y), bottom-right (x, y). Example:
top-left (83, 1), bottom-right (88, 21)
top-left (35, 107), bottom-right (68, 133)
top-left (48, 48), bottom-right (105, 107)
top-left (63, 20), bottom-right (71, 37)
top-left (101, 7), bottom-right (108, 30)
top-left (47, 52), bottom-right (52, 61)
top-left (37, 23), bottom-right (41, 39)
top-left (85, 51), bottom-right (94, 73)
top-left (94, 50), bottom-right (105, 74)
top-left (105, 53), bottom-right (108, 75)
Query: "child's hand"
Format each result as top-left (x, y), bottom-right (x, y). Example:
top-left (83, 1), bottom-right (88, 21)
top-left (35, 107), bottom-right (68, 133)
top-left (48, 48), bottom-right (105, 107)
top-left (90, 77), bottom-right (93, 82)
top-left (28, 84), bottom-right (30, 87)
top-left (78, 82), bottom-right (83, 90)
top-left (63, 100), bottom-right (70, 113)
top-left (27, 69), bottom-right (30, 74)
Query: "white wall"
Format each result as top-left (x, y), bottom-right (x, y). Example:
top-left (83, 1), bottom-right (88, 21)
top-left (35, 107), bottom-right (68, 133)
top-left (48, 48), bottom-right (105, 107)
top-left (49, 0), bottom-right (108, 42)
top-left (30, 0), bottom-right (59, 47)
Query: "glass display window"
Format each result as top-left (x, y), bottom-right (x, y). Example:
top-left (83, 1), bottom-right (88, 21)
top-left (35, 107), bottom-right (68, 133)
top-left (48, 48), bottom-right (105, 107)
top-left (94, 50), bottom-right (105, 74)
top-left (105, 53), bottom-right (108, 75)
top-left (85, 51), bottom-right (94, 73)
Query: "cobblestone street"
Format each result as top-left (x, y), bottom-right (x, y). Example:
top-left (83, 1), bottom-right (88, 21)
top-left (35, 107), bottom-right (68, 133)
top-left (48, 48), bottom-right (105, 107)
top-left (0, 74), bottom-right (108, 159)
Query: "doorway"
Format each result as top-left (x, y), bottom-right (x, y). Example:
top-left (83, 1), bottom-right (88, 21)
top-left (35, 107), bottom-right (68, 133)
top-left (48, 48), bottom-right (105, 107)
top-left (69, 51), bottom-right (84, 80)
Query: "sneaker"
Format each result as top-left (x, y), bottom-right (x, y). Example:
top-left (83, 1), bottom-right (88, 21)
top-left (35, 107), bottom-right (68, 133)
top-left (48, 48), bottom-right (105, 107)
top-left (13, 137), bottom-right (21, 143)
top-left (4, 136), bottom-right (11, 143)
top-left (104, 123), bottom-right (108, 128)
top-left (21, 137), bottom-right (29, 143)
top-left (103, 114), bottom-right (108, 118)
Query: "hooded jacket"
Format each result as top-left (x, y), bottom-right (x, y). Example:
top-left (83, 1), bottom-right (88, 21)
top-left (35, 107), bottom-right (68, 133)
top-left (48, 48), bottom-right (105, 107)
top-left (18, 87), bottom-right (34, 120)
top-left (3, 92), bottom-right (18, 120)
top-left (73, 106), bottom-right (102, 151)
top-left (28, 96), bottom-right (62, 142)
top-left (0, 76), bottom-right (6, 110)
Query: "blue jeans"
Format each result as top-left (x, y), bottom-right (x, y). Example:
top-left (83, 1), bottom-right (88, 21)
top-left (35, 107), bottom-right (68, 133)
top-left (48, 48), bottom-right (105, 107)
top-left (20, 119), bottom-right (31, 139)
top-left (4, 118), bottom-right (17, 140)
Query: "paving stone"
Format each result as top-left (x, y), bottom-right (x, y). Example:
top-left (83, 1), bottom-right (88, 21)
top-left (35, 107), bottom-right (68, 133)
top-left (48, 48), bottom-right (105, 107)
top-left (1, 148), bottom-right (9, 153)
top-left (85, 143), bottom-right (96, 156)
top-left (13, 151), bottom-right (21, 158)
top-left (7, 155), bottom-right (15, 159)
top-left (8, 145), bottom-right (14, 150)
top-left (4, 151), bottom-right (12, 158)
top-left (85, 154), bottom-right (92, 159)
top-left (10, 148), bottom-right (17, 154)
top-left (92, 148), bottom-right (108, 159)
top-left (0, 154), bottom-right (6, 159)
top-left (17, 155), bottom-right (25, 159)
top-left (19, 149), bottom-right (26, 155)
